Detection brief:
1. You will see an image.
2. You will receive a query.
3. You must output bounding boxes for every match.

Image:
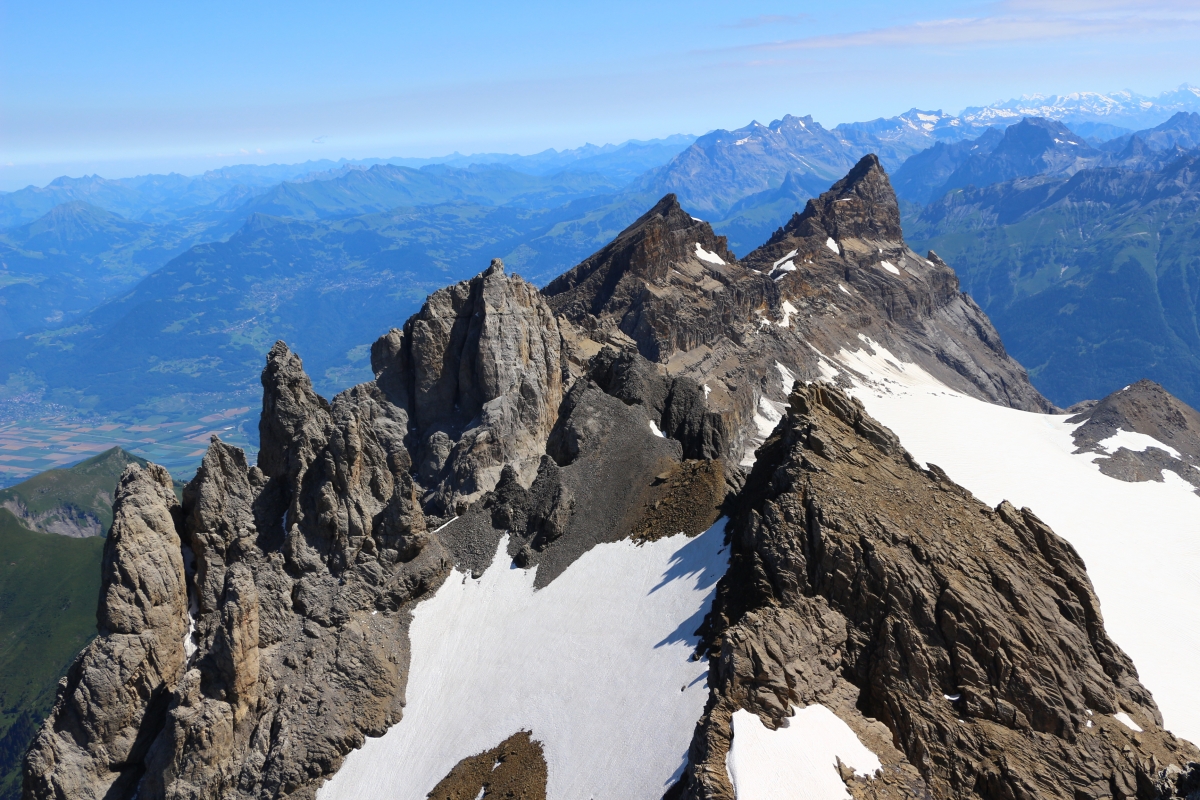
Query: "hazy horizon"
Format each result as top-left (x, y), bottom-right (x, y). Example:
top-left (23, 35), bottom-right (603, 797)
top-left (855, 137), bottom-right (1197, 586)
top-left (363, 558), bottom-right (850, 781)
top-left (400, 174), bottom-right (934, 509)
top-left (4, 0), bottom-right (1200, 190)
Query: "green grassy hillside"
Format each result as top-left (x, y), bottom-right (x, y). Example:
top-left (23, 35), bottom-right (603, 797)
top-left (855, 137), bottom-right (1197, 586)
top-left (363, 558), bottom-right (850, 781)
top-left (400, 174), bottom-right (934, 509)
top-left (0, 448), bottom-right (181, 799)
top-left (0, 512), bottom-right (105, 800)
top-left (0, 447), bottom-right (150, 537)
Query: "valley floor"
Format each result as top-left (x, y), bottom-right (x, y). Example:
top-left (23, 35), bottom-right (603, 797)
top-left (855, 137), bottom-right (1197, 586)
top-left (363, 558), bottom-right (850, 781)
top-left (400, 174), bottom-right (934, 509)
top-left (0, 404), bottom-right (256, 487)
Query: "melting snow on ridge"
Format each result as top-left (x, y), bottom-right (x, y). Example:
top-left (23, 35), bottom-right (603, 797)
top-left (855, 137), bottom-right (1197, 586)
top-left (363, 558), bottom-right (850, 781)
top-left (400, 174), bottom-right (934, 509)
top-left (694, 243), bottom-right (725, 265)
top-left (649, 419), bottom-right (666, 438)
top-left (880, 261), bottom-right (900, 276)
top-left (1096, 429), bottom-right (1181, 459)
top-left (726, 705), bottom-right (881, 800)
top-left (319, 522), bottom-right (729, 800)
top-left (742, 396), bottom-right (785, 466)
top-left (1115, 712), bottom-right (1144, 732)
top-left (825, 237), bottom-right (839, 254)
top-left (773, 249), bottom-right (798, 268)
top-left (778, 301), bottom-right (798, 328)
top-left (820, 337), bottom-right (1200, 744)
top-left (776, 361), bottom-right (797, 394)
top-left (838, 284), bottom-right (851, 295)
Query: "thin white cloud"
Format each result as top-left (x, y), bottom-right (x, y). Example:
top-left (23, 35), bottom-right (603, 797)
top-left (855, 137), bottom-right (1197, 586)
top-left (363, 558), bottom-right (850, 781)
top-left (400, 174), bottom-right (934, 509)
top-left (741, 11), bottom-right (1200, 52)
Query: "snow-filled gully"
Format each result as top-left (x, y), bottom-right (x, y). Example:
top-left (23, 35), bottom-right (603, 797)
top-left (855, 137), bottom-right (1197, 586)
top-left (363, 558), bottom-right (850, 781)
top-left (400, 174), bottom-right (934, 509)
top-left (321, 521), bottom-right (730, 800)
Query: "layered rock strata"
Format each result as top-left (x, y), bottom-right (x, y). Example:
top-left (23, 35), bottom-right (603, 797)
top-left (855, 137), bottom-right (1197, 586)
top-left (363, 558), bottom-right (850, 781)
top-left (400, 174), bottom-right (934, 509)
top-left (675, 382), bottom-right (1200, 799)
top-left (23, 157), bottom-right (1200, 800)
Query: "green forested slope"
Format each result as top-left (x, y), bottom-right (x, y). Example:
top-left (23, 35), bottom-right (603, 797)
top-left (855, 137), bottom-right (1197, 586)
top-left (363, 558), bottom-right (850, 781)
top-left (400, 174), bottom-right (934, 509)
top-left (907, 152), bottom-right (1200, 407)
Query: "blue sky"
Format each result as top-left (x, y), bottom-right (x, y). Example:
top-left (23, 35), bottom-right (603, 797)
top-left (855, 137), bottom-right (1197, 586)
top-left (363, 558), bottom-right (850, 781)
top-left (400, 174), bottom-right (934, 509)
top-left (1, 0), bottom-right (1198, 189)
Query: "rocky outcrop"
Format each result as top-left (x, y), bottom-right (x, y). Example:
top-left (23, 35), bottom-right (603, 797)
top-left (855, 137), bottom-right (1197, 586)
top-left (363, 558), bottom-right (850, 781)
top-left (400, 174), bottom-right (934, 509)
top-left (23, 464), bottom-right (189, 800)
top-left (546, 155), bottom-right (1052, 469)
top-left (676, 382), bottom-right (1199, 799)
top-left (373, 258), bottom-right (562, 513)
top-left (1068, 379), bottom-right (1200, 491)
top-left (426, 731), bottom-right (547, 800)
top-left (25, 344), bottom-right (451, 800)
top-left (24, 160), bottom-right (1195, 800)
top-left (738, 154), bottom-right (1053, 414)
top-left (543, 194), bottom-right (763, 362)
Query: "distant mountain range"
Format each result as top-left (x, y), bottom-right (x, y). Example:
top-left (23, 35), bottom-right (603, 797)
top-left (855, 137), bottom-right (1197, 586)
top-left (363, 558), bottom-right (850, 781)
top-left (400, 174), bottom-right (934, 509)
top-left (4, 85), bottom-right (1200, 450)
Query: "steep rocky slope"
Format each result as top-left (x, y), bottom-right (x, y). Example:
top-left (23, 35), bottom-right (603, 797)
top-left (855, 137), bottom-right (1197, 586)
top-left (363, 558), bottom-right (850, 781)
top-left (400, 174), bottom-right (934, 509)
top-left (547, 153), bottom-right (1052, 468)
top-left (21, 157), bottom-right (1200, 800)
top-left (675, 382), bottom-right (1199, 799)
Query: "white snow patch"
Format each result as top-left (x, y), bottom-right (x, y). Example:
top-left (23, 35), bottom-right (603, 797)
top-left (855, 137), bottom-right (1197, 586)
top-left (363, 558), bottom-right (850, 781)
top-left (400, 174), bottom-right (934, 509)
top-left (776, 362), bottom-right (797, 394)
top-left (433, 516), bottom-right (459, 534)
top-left (1096, 428), bottom-right (1181, 459)
top-left (733, 137), bottom-right (751, 145)
top-left (181, 545), bottom-right (199, 661)
top-left (694, 243), bottom-right (725, 265)
top-left (944, 694), bottom-right (961, 702)
top-left (880, 260), bottom-right (901, 275)
top-left (726, 705), bottom-right (881, 800)
top-left (773, 249), bottom-right (798, 268)
top-left (778, 301), bottom-right (798, 328)
top-left (649, 419), bottom-right (666, 438)
top-left (704, 384), bottom-right (711, 400)
top-left (1114, 712), bottom-right (1143, 732)
top-left (742, 397), bottom-right (785, 466)
top-left (823, 338), bottom-right (1200, 744)
top-left (838, 284), bottom-right (851, 295)
top-left (691, 216), bottom-right (703, 222)
top-left (825, 237), bottom-right (839, 254)
top-left (320, 523), bottom-right (729, 800)
top-left (773, 260), bottom-right (797, 279)
top-left (754, 396), bottom-right (783, 438)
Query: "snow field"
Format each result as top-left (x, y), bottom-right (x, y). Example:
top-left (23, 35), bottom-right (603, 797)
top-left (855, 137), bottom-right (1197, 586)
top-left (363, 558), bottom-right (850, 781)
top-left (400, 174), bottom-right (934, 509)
top-left (818, 337), bottom-right (1200, 744)
top-left (319, 521), bottom-right (730, 800)
top-left (726, 704), bottom-right (882, 800)
top-left (1096, 428), bottom-right (1183, 459)
top-left (694, 242), bottom-right (726, 265)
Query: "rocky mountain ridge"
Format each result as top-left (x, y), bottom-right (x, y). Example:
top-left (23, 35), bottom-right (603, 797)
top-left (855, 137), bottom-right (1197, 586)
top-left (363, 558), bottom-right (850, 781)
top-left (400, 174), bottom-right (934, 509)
top-left (20, 156), bottom-right (1200, 800)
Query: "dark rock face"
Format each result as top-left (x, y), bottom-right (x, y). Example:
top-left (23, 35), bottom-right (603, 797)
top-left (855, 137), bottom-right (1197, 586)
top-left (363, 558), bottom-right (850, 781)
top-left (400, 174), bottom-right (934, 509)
top-left (586, 347), bottom-right (726, 460)
top-left (676, 382), bottom-right (1199, 799)
top-left (549, 154), bottom-right (1051, 470)
top-left (25, 345), bottom-right (450, 800)
top-left (1068, 379), bottom-right (1200, 491)
top-left (372, 258), bottom-right (562, 513)
top-left (543, 194), bottom-right (758, 362)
